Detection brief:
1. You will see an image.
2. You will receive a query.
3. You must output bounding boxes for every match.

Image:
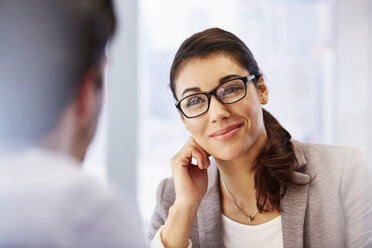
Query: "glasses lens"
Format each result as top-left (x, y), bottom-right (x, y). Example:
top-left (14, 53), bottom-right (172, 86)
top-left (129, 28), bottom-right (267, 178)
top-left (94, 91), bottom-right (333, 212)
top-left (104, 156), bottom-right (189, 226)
top-left (217, 79), bottom-right (246, 103)
top-left (180, 94), bottom-right (209, 117)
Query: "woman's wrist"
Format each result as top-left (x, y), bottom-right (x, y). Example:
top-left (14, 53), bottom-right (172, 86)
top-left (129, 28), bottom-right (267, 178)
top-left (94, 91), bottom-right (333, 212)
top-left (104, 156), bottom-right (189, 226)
top-left (173, 198), bottom-right (201, 214)
top-left (161, 203), bottom-right (198, 248)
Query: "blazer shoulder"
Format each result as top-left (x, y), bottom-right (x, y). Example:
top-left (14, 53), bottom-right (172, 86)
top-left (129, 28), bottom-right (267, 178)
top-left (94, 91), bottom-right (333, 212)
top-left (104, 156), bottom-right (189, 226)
top-left (294, 141), bottom-right (368, 187)
top-left (294, 141), bottom-right (363, 168)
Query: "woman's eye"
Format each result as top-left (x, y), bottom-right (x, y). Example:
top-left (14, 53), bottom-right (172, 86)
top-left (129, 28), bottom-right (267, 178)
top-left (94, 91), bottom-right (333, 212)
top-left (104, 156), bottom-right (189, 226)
top-left (223, 85), bottom-right (244, 95)
top-left (186, 96), bottom-right (205, 107)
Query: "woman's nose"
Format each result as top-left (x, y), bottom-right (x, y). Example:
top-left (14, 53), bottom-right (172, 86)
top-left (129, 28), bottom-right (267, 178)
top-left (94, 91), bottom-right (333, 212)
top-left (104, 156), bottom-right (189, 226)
top-left (208, 95), bottom-right (230, 123)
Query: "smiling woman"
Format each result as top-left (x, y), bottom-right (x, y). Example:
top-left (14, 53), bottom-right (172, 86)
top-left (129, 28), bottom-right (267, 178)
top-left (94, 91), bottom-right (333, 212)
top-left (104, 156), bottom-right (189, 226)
top-left (148, 28), bottom-right (372, 248)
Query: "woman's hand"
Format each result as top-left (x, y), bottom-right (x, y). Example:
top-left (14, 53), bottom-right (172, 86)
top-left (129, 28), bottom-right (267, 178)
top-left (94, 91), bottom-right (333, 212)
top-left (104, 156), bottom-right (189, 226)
top-left (171, 137), bottom-right (210, 209)
top-left (161, 137), bottom-right (210, 248)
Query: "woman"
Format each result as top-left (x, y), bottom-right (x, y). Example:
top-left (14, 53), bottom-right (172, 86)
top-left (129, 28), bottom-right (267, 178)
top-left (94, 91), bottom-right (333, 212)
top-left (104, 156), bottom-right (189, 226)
top-left (149, 28), bottom-right (371, 248)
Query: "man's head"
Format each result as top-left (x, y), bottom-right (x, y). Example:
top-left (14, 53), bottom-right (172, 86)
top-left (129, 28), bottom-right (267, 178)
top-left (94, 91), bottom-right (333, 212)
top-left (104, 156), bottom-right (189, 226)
top-left (0, 0), bottom-right (116, 159)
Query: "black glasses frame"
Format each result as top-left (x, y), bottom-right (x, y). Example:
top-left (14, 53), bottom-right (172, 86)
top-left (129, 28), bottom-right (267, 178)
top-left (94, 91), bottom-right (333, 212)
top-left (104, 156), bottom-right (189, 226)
top-left (175, 74), bottom-right (256, 118)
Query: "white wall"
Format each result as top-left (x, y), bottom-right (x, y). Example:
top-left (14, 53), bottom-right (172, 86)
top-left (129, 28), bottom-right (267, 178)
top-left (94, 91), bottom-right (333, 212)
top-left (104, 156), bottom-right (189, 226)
top-left (334, 0), bottom-right (372, 161)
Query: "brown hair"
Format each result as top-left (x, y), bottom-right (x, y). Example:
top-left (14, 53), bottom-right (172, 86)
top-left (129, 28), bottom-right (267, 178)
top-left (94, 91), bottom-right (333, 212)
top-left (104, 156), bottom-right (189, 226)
top-left (170, 28), bottom-right (301, 212)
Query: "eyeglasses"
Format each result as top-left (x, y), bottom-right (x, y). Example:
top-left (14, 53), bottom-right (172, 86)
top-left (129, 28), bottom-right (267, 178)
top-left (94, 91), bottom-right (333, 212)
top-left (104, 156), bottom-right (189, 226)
top-left (176, 75), bottom-right (256, 118)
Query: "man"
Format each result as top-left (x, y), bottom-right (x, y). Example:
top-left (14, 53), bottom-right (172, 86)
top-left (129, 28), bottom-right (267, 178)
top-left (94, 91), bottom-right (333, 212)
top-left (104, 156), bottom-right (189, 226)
top-left (0, 0), bottom-right (146, 247)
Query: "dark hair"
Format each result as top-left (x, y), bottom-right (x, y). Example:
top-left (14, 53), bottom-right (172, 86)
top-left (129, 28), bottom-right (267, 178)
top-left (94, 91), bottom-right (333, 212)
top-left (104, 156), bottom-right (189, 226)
top-left (0, 0), bottom-right (116, 145)
top-left (83, 0), bottom-right (117, 68)
top-left (170, 28), bottom-right (262, 100)
top-left (169, 28), bottom-right (300, 212)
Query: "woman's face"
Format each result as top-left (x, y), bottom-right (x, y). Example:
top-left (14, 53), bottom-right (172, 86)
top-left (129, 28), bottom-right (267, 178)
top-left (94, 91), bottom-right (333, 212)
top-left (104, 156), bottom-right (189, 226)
top-left (175, 54), bottom-right (268, 161)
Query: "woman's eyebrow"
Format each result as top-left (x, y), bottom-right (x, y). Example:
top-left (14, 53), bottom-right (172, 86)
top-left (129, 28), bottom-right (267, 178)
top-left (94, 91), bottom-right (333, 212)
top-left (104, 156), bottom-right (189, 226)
top-left (182, 87), bottom-right (201, 97)
top-left (181, 74), bottom-right (242, 97)
top-left (219, 74), bottom-right (241, 84)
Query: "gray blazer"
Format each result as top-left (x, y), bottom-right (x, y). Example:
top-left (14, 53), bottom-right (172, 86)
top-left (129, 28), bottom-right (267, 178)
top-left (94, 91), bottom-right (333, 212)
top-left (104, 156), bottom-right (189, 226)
top-left (149, 141), bottom-right (372, 247)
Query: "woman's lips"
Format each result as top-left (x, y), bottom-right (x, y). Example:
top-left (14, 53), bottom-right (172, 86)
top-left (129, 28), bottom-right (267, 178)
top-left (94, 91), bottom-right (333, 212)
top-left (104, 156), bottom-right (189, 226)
top-left (209, 122), bottom-right (243, 141)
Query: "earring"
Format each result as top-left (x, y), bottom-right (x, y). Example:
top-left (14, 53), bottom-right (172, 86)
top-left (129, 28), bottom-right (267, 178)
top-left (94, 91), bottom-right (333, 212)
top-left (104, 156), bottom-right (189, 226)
top-left (262, 98), bottom-right (267, 104)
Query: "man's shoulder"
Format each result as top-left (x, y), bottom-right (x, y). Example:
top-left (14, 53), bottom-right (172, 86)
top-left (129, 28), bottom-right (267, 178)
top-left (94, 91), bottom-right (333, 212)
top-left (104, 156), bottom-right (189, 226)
top-left (0, 149), bottom-right (121, 221)
top-left (0, 149), bottom-right (114, 202)
top-left (0, 149), bottom-right (147, 247)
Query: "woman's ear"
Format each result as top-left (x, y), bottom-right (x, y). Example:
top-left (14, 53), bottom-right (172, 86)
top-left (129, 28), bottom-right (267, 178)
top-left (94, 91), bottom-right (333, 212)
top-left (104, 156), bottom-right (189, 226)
top-left (256, 77), bottom-right (269, 105)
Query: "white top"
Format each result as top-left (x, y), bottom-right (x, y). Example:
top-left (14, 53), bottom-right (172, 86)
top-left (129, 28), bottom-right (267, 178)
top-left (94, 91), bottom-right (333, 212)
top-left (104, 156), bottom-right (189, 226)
top-left (222, 214), bottom-right (284, 248)
top-left (151, 215), bottom-right (283, 248)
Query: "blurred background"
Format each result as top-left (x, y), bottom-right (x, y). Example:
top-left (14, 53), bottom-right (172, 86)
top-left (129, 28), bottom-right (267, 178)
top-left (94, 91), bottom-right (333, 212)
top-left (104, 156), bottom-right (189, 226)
top-left (82, 0), bottom-right (372, 232)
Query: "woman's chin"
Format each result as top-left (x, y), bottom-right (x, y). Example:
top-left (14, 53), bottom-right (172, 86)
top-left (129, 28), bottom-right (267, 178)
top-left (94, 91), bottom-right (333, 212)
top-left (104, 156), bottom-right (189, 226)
top-left (210, 149), bottom-right (246, 162)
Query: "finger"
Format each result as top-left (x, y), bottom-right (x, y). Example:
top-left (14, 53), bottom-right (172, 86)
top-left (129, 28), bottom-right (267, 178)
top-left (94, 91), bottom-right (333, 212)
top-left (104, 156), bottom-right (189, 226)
top-left (189, 147), bottom-right (205, 170)
top-left (193, 146), bottom-right (210, 170)
top-left (175, 144), bottom-right (204, 169)
top-left (187, 137), bottom-right (207, 157)
top-left (190, 145), bottom-right (210, 169)
top-left (204, 156), bottom-right (211, 169)
top-left (186, 137), bottom-right (211, 169)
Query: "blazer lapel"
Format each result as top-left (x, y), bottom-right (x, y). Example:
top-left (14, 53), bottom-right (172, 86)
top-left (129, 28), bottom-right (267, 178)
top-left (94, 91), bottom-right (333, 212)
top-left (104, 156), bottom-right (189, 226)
top-left (197, 162), bottom-right (225, 247)
top-left (281, 172), bottom-right (310, 247)
top-left (281, 140), bottom-right (310, 248)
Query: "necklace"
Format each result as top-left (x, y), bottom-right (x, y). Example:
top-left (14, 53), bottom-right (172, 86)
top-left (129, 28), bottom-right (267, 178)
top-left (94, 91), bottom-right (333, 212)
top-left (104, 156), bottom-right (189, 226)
top-left (220, 173), bottom-right (259, 222)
